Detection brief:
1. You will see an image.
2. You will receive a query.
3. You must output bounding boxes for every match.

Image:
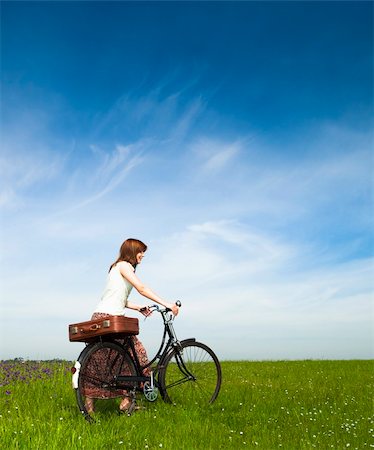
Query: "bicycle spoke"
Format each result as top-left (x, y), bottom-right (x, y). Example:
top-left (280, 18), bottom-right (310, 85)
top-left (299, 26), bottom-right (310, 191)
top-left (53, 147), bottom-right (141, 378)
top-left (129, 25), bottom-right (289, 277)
top-left (159, 341), bottom-right (221, 405)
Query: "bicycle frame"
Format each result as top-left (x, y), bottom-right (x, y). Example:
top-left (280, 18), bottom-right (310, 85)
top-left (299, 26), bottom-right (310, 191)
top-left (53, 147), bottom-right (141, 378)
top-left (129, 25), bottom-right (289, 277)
top-left (113, 306), bottom-right (195, 390)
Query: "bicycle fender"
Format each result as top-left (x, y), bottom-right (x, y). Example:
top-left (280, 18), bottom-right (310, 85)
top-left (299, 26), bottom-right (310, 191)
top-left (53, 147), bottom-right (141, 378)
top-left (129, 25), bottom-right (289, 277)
top-left (72, 361), bottom-right (81, 389)
top-left (71, 343), bottom-right (93, 389)
top-left (76, 343), bottom-right (92, 362)
top-left (173, 338), bottom-right (197, 355)
top-left (180, 338), bottom-right (196, 345)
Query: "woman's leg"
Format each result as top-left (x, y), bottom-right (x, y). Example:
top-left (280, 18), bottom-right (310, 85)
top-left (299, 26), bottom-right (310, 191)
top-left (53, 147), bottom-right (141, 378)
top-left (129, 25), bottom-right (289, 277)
top-left (85, 397), bottom-right (95, 413)
top-left (119, 336), bottom-right (151, 411)
top-left (131, 335), bottom-right (151, 376)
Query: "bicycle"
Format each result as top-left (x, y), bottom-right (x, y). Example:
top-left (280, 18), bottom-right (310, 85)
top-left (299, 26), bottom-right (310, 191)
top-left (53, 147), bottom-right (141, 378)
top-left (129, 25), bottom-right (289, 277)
top-left (71, 302), bottom-right (222, 421)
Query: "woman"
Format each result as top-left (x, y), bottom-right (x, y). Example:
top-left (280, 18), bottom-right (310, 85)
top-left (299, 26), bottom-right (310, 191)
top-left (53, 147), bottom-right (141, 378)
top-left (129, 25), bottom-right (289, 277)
top-left (84, 238), bottom-right (179, 413)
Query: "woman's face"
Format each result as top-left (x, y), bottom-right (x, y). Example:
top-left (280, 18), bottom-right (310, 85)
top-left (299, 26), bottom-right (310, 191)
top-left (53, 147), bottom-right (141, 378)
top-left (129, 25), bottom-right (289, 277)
top-left (136, 251), bottom-right (145, 264)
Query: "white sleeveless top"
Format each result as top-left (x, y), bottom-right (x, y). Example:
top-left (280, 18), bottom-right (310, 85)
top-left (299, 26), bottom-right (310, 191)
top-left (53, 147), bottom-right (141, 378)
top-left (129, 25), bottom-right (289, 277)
top-left (94, 263), bottom-right (133, 315)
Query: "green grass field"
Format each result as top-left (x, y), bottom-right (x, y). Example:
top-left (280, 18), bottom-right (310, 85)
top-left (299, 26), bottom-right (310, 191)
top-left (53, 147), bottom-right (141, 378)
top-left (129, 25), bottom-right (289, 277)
top-left (0, 359), bottom-right (373, 449)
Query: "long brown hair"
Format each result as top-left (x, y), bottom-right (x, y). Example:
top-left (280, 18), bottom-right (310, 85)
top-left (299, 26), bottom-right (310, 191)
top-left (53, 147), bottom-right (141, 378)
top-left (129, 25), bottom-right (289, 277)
top-left (109, 238), bottom-right (148, 271)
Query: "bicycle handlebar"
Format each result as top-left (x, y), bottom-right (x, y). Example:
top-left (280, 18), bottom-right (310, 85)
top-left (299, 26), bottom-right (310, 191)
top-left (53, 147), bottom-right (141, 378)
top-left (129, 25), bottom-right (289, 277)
top-left (142, 301), bottom-right (181, 315)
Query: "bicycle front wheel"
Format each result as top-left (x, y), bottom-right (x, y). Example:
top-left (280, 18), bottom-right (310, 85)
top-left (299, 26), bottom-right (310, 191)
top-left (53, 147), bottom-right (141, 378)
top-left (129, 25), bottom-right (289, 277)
top-left (73, 341), bottom-right (136, 420)
top-left (159, 341), bottom-right (221, 406)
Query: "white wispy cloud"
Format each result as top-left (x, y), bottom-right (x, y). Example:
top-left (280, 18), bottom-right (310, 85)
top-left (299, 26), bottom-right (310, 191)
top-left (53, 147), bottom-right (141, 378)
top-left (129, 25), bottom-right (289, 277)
top-left (0, 187), bottom-right (17, 209)
top-left (143, 220), bottom-right (296, 297)
top-left (59, 144), bottom-right (145, 213)
top-left (191, 137), bottom-right (242, 172)
top-left (91, 83), bottom-right (205, 146)
top-left (1, 81), bottom-right (372, 360)
top-left (0, 144), bottom-right (66, 210)
top-left (0, 90), bottom-right (70, 211)
top-left (135, 218), bottom-right (373, 360)
top-left (167, 97), bottom-right (204, 144)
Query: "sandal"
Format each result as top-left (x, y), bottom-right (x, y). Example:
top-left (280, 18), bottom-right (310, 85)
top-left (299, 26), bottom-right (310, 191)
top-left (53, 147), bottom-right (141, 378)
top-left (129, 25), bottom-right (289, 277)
top-left (119, 397), bottom-right (144, 415)
top-left (119, 397), bottom-right (132, 412)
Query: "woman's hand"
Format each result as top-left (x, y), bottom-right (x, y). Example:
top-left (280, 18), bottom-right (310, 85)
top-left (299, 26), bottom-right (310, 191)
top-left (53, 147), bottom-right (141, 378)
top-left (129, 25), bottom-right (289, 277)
top-left (139, 306), bottom-right (152, 317)
top-left (167, 303), bottom-right (179, 316)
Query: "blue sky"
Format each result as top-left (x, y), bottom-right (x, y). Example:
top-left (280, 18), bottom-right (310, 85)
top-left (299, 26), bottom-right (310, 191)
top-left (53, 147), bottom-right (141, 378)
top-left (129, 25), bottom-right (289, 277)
top-left (1, 1), bottom-right (373, 361)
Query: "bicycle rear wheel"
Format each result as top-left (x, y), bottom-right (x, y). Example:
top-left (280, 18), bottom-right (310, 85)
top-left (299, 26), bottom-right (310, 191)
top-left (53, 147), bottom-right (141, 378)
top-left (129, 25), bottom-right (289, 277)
top-left (73, 341), bottom-right (136, 421)
top-left (159, 340), bottom-right (221, 406)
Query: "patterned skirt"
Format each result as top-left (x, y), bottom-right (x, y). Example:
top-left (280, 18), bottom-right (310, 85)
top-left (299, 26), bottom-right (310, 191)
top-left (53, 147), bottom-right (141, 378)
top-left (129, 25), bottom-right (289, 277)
top-left (81, 312), bottom-right (151, 399)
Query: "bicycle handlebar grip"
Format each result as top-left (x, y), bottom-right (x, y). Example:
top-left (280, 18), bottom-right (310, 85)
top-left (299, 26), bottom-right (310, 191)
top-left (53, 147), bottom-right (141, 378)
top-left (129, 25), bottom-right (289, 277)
top-left (176, 300), bottom-right (182, 307)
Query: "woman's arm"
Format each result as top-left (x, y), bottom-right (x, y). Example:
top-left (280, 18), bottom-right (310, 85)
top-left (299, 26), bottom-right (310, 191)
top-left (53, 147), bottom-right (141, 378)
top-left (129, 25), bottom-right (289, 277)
top-left (126, 301), bottom-right (151, 317)
top-left (118, 261), bottom-right (179, 316)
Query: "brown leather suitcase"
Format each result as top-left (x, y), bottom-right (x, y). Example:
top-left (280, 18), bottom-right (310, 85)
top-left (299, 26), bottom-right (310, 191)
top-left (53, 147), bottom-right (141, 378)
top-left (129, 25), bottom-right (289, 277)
top-left (68, 316), bottom-right (139, 342)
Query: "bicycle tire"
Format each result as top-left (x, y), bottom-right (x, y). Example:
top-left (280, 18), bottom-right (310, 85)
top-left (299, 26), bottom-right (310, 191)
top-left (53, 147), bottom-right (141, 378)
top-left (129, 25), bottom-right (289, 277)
top-left (158, 340), bottom-right (221, 406)
top-left (73, 341), bottom-right (136, 420)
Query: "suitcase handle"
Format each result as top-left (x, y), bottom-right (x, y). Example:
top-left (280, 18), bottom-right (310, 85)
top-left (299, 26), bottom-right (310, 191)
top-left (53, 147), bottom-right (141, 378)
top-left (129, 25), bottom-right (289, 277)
top-left (78, 320), bottom-right (111, 333)
top-left (79, 324), bottom-right (101, 333)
